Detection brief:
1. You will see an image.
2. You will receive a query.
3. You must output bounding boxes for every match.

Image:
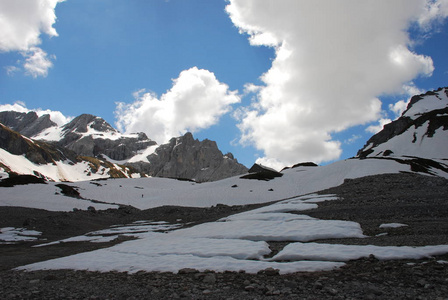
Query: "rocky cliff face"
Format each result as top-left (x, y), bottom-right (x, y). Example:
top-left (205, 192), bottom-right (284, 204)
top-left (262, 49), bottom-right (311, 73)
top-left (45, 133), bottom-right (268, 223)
top-left (357, 87), bottom-right (448, 159)
top-left (0, 111), bottom-right (56, 138)
top-left (0, 123), bottom-right (74, 165)
top-left (129, 132), bottom-right (248, 182)
top-left (55, 114), bottom-right (157, 161)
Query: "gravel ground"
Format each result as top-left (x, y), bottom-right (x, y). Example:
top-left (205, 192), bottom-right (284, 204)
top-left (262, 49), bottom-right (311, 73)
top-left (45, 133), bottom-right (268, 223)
top-left (1, 172), bottom-right (448, 299)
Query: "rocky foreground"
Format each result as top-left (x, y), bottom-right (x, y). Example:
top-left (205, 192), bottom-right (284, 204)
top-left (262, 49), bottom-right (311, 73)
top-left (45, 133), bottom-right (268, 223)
top-left (1, 173), bottom-right (447, 299)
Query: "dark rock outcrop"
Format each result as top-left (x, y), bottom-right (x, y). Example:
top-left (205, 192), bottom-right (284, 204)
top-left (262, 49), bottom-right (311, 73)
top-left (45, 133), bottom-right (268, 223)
top-left (0, 123), bottom-right (75, 165)
top-left (0, 111), bottom-right (56, 137)
top-left (240, 164), bottom-right (283, 181)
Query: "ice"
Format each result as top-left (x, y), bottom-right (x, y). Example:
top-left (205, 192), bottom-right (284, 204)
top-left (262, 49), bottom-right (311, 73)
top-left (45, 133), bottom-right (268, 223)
top-left (271, 242), bottom-right (448, 261)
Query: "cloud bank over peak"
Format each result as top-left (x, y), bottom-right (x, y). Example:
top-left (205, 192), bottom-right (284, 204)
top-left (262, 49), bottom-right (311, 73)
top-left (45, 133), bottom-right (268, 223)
top-left (115, 67), bottom-right (240, 144)
top-left (227, 0), bottom-right (447, 169)
top-left (0, 0), bottom-right (64, 77)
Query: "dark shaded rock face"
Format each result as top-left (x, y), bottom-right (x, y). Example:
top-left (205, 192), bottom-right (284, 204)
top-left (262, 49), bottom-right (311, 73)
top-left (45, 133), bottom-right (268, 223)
top-left (0, 123), bottom-right (76, 165)
top-left (357, 87), bottom-right (448, 159)
top-left (130, 132), bottom-right (248, 182)
top-left (0, 111), bottom-right (56, 137)
top-left (240, 163), bottom-right (283, 181)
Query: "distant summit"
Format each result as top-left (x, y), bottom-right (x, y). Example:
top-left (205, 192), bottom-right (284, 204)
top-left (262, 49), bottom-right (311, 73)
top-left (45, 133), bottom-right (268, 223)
top-left (128, 132), bottom-right (248, 182)
top-left (0, 111), bottom-right (247, 182)
top-left (0, 111), bottom-right (56, 138)
top-left (357, 87), bottom-right (448, 160)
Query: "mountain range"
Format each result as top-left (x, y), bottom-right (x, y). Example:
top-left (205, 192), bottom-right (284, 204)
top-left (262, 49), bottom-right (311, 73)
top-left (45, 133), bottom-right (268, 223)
top-left (0, 112), bottom-right (247, 182)
top-left (0, 86), bottom-right (447, 184)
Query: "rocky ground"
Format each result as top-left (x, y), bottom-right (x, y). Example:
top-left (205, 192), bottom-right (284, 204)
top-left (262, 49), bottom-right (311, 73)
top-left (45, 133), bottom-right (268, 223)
top-left (1, 172), bottom-right (448, 299)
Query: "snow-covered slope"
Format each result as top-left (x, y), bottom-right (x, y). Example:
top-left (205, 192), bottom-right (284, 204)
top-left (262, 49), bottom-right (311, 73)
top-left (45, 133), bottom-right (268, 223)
top-left (358, 87), bottom-right (448, 159)
top-left (2, 156), bottom-right (447, 211)
top-left (0, 123), bottom-right (142, 182)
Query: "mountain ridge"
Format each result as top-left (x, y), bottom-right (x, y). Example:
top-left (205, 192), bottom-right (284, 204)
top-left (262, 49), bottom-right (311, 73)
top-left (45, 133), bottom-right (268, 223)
top-left (357, 86), bottom-right (448, 160)
top-left (0, 112), bottom-right (248, 182)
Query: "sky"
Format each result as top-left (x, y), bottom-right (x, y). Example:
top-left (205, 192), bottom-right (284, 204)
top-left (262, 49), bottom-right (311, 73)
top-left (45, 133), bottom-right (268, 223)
top-left (0, 0), bottom-right (448, 169)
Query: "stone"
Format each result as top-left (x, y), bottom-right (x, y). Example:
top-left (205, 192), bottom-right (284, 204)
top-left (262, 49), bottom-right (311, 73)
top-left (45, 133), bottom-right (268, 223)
top-left (202, 274), bottom-right (216, 284)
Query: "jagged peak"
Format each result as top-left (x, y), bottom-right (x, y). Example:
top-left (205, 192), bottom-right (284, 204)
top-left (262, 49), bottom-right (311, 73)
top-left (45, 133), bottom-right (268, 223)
top-left (402, 87), bottom-right (448, 119)
top-left (357, 86), bottom-right (448, 159)
top-left (62, 114), bottom-right (117, 134)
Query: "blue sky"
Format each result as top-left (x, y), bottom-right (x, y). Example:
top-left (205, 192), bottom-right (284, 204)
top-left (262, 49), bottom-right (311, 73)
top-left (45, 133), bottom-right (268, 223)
top-left (0, 0), bottom-right (447, 169)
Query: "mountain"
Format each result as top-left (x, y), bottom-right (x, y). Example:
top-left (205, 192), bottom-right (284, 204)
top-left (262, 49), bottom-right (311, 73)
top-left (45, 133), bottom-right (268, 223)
top-left (128, 132), bottom-right (248, 182)
top-left (0, 123), bottom-right (138, 181)
top-left (357, 87), bottom-right (448, 160)
top-left (0, 111), bottom-right (56, 138)
top-left (33, 114), bottom-right (157, 161)
top-left (0, 112), bottom-right (248, 182)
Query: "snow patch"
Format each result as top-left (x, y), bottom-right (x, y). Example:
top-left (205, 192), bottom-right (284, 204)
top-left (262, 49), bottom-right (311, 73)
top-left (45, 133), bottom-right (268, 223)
top-left (271, 242), bottom-right (448, 262)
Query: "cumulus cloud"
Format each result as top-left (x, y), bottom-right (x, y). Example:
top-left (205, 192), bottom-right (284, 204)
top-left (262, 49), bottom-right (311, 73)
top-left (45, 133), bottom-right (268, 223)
top-left (226, 0), bottom-right (447, 168)
top-left (0, 0), bottom-right (64, 77)
top-left (115, 67), bottom-right (240, 143)
top-left (0, 102), bottom-right (72, 126)
top-left (23, 47), bottom-right (55, 78)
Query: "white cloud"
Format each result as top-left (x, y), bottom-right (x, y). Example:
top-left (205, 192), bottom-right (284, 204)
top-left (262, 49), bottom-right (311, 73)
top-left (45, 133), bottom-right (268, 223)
top-left (0, 0), bottom-right (64, 77)
top-left (23, 47), bottom-right (55, 78)
top-left (418, 0), bottom-right (448, 29)
top-left (4, 65), bottom-right (20, 76)
top-left (389, 100), bottom-right (409, 117)
top-left (227, 0), bottom-right (446, 168)
top-left (115, 67), bottom-right (240, 143)
top-left (0, 102), bottom-right (72, 126)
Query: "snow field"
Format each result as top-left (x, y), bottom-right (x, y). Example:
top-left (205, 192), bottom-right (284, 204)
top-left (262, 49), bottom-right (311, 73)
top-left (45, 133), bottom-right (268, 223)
top-left (1, 155), bottom-right (442, 212)
top-left (0, 183), bottom-right (119, 211)
top-left (68, 158), bottom-right (414, 210)
top-left (18, 192), bottom-right (448, 274)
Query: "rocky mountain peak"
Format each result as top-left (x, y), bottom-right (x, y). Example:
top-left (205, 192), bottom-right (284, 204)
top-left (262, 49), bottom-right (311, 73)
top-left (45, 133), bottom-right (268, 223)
top-left (129, 132), bottom-right (248, 182)
top-left (0, 111), bottom-right (57, 137)
top-left (357, 87), bottom-right (448, 159)
top-left (62, 114), bottom-right (117, 134)
top-left (402, 87), bottom-right (448, 119)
